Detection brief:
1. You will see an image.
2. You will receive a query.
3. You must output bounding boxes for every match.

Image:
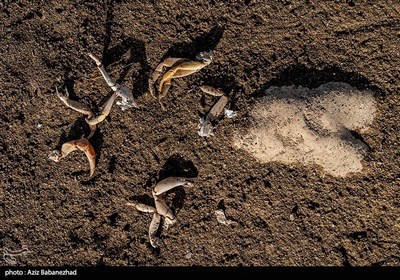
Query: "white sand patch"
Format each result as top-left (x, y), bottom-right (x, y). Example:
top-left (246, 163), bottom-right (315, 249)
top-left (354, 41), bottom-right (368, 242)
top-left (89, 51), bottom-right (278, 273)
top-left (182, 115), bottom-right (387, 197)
top-left (233, 82), bottom-right (377, 177)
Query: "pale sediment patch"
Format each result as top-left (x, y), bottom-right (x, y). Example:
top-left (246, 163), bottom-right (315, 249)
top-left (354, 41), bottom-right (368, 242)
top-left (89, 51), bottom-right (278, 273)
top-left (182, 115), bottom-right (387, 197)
top-left (233, 82), bottom-right (377, 177)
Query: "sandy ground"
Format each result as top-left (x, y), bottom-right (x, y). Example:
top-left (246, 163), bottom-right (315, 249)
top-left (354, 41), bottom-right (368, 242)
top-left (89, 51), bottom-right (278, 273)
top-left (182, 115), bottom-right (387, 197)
top-left (1, 0), bottom-right (399, 266)
top-left (234, 82), bottom-right (377, 177)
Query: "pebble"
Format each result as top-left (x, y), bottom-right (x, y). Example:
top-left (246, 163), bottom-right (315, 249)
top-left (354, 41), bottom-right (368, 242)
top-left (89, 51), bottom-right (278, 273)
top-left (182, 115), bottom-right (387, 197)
top-left (185, 252), bottom-right (192, 259)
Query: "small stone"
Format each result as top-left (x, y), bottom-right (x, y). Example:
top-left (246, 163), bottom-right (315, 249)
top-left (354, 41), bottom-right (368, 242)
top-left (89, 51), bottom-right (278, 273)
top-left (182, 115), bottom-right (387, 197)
top-left (215, 209), bottom-right (237, 226)
top-left (185, 252), bottom-right (192, 259)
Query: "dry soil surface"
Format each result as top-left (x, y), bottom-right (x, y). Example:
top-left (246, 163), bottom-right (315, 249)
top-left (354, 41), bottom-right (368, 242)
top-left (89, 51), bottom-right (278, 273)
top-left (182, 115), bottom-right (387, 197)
top-left (1, 0), bottom-right (399, 266)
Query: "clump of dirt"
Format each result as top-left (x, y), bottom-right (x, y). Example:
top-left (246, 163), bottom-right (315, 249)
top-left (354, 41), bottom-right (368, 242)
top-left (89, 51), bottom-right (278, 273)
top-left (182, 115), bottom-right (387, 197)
top-left (234, 82), bottom-right (377, 177)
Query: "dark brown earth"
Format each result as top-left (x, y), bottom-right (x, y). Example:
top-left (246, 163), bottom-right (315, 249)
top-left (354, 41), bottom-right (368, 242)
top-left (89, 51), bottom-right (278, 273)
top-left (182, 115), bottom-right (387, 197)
top-left (1, 0), bottom-right (399, 266)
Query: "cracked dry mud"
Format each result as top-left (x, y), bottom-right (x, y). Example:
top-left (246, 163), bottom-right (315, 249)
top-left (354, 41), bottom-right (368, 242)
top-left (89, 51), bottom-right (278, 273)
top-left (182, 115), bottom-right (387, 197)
top-left (1, 1), bottom-right (399, 266)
